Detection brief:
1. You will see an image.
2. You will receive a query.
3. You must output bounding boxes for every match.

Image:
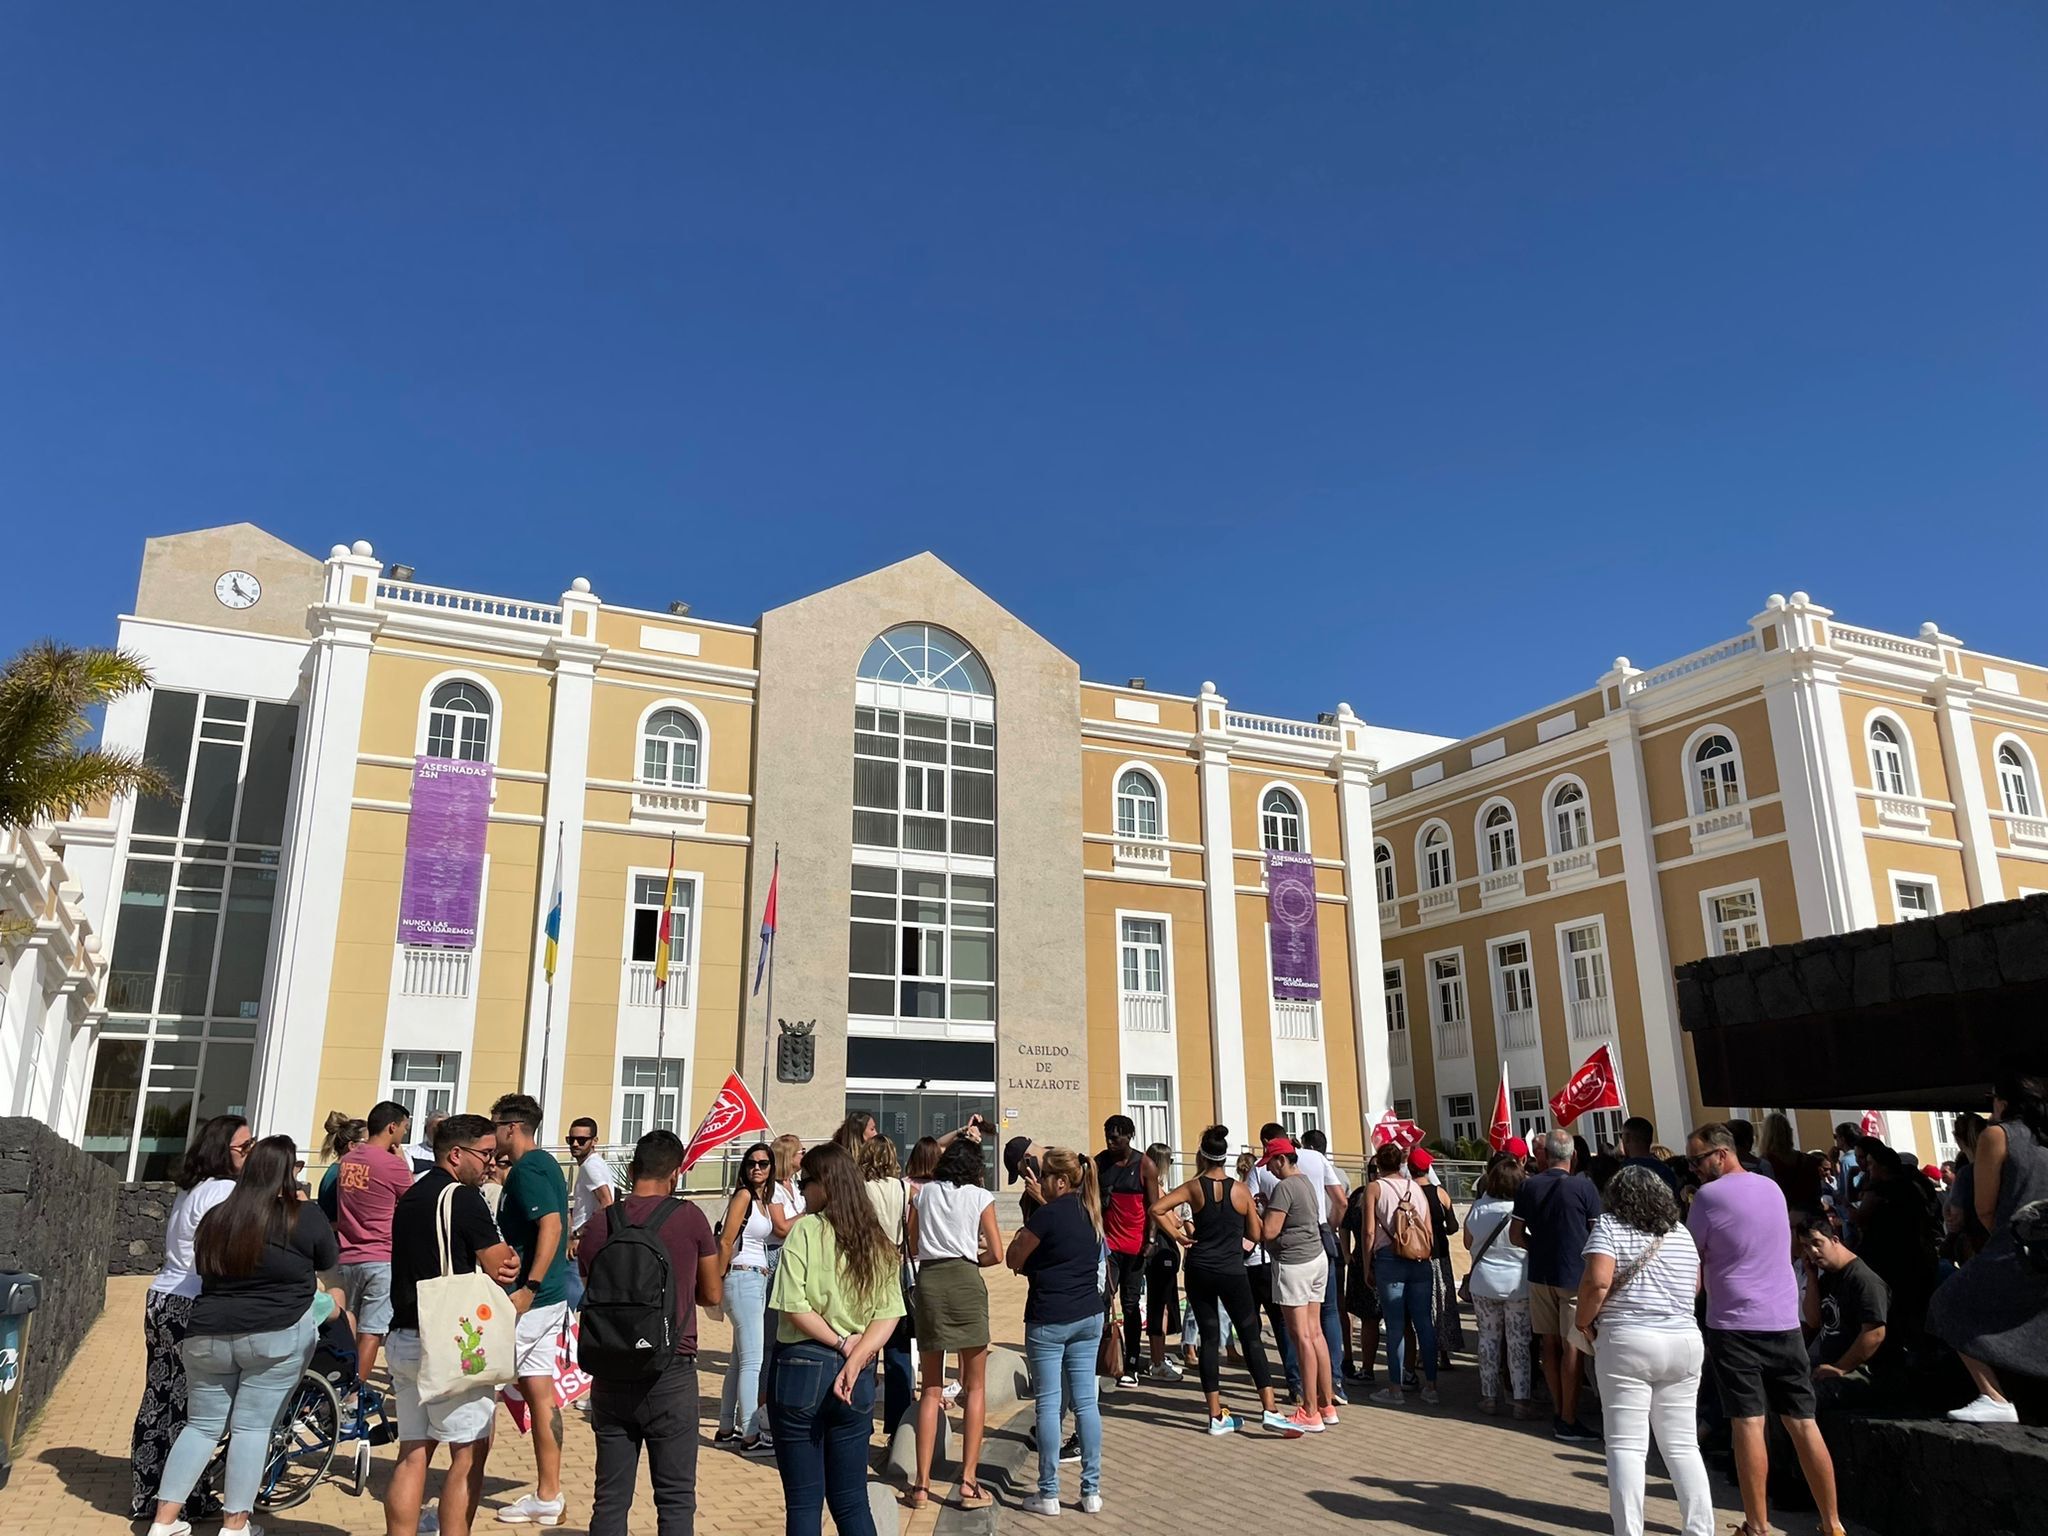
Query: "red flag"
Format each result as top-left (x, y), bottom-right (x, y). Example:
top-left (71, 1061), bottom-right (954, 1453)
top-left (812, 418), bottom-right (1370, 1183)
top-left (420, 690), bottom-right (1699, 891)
top-left (1549, 1044), bottom-right (1624, 1128)
top-left (1859, 1109), bottom-right (1887, 1140)
top-left (1488, 1068), bottom-right (1513, 1152)
top-left (1372, 1109), bottom-right (1425, 1149)
top-left (681, 1072), bottom-right (770, 1170)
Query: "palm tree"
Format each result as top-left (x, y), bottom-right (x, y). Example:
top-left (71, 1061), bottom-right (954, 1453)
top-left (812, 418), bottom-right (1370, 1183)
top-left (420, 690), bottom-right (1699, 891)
top-left (0, 640), bottom-right (174, 831)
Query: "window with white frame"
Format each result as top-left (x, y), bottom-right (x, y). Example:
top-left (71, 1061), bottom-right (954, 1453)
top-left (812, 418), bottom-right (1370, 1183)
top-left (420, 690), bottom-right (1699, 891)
top-left (1692, 732), bottom-right (1743, 812)
top-left (618, 1057), bottom-right (682, 1140)
top-left (641, 708), bottom-right (702, 788)
top-left (1115, 768), bottom-right (1163, 840)
top-left (1998, 742), bottom-right (2037, 817)
top-left (389, 1050), bottom-right (459, 1122)
top-left (1373, 842), bottom-right (1396, 905)
top-left (1260, 787), bottom-right (1303, 853)
top-left (1550, 780), bottom-right (1590, 853)
top-left (1280, 1082), bottom-right (1323, 1140)
top-left (1868, 719), bottom-right (1909, 796)
top-left (1393, 1097), bottom-right (1415, 1121)
top-left (1494, 939), bottom-right (1535, 1016)
top-left (1421, 825), bottom-right (1454, 890)
top-left (1382, 965), bottom-right (1407, 1036)
top-left (1708, 887), bottom-right (1766, 953)
top-left (1483, 804), bottom-right (1520, 872)
top-left (1432, 954), bottom-right (1466, 1025)
top-left (1120, 917), bottom-right (1166, 996)
top-left (425, 681), bottom-right (492, 762)
top-left (1512, 1086), bottom-right (1548, 1139)
top-left (1445, 1092), bottom-right (1478, 1145)
top-left (1583, 1108), bottom-right (1625, 1147)
top-left (629, 874), bottom-right (697, 1004)
top-left (1125, 1074), bottom-right (1173, 1149)
top-left (847, 867), bottom-right (995, 1023)
top-left (1894, 878), bottom-right (1936, 920)
top-left (1562, 922), bottom-right (1610, 1008)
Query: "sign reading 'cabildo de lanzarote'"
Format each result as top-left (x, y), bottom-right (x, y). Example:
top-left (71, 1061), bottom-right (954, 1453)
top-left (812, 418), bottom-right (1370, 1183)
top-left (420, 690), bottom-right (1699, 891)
top-left (397, 755), bottom-right (493, 948)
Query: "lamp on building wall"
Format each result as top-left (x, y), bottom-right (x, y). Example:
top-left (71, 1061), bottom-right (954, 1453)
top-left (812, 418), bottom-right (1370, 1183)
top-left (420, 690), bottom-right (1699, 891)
top-left (1127, 677), bottom-right (1147, 690)
top-left (1317, 711), bottom-right (1338, 725)
top-left (386, 563), bottom-right (416, 582)
top-left (668, 601), bottom-right (691, 616)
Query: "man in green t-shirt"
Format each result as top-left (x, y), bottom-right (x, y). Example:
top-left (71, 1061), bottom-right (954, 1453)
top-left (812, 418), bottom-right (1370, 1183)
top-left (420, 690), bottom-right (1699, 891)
top-left (490, 1093), bottom-right (570, 1526)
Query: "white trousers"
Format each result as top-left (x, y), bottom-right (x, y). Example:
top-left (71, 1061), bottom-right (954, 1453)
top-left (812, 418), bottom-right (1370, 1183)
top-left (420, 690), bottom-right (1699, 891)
top-left (1591, 1324), bottom-right (1715, 1536)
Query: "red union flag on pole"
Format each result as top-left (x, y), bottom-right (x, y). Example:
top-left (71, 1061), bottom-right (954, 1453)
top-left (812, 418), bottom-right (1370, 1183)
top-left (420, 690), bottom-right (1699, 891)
top-left (1549, 1044), bottom-right (1624, 1128)
top-left (1488, 1066), bottom-right (1513, 1152)
top-left (681, 1072), bottom-right (770, 1170)
top-left (1372, 1108), bottom-right (1427, 1151)
top-left (1859, 1109), bottom-right (1887, 1140)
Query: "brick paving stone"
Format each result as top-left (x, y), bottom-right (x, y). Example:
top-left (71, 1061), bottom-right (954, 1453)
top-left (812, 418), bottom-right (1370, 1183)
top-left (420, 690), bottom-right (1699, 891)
top-left (15, 1270), bottom-right (1879, 1536)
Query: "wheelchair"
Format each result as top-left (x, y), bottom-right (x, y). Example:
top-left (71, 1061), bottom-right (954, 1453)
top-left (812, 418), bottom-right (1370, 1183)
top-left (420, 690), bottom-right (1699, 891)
top-left (192, 1310), bottom-right (399, 1511)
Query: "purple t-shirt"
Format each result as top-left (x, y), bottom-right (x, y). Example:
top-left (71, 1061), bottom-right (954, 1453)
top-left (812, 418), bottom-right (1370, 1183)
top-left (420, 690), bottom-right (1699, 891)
top-left (1686, 1170), bottom-right (1798, 1332)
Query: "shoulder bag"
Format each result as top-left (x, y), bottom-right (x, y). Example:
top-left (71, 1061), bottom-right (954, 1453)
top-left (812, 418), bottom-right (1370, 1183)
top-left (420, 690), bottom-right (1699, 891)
top-left (415, 1182), bottom-right (517, 1403)
top-left (1457, 1204), bottom-right (1513, 1304)
top-left (1568, 1229), bottom-right (1666, 1358)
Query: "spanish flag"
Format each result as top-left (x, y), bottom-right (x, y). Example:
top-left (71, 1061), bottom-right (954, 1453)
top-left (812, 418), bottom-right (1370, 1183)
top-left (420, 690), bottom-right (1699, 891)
top-left (653, 834), bottom-right (678, 991)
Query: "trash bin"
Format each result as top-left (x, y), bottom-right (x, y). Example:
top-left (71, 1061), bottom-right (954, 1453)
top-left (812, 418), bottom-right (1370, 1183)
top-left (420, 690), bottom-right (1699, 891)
top-left (0, 1272), bottom-right (41, 1491)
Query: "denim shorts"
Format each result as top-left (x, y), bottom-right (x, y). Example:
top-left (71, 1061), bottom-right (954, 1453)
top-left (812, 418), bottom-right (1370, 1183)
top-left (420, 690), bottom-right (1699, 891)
top-left (339, 1261), bottom-right (394, 1335)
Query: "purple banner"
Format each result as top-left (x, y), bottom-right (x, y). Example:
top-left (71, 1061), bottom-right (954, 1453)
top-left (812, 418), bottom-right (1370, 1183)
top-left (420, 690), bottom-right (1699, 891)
top-left (397, 755), bottom-right (493, 948)
top-left (1266, 850), bottom-right (1321, 1000)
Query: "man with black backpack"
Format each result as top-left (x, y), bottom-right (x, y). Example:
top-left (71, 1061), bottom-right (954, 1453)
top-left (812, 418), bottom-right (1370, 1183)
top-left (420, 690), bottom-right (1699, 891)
top-left (574, 1129), bottom-right (721, 1536)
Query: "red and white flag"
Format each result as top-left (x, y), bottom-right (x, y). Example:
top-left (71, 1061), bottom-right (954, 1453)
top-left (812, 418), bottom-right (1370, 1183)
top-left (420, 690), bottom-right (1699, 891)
top-left (1488, 1066), bottom-right (1513, 1152)
top-left (1549, 1044), bottom-right (1624, 1128)
top-left (1859, 1109), bottom-right (1887, 1141)
top-left (681, 1071), bottom-right (770, 1170)
top-left (1371, 1108), bottom-right (1426, 1150)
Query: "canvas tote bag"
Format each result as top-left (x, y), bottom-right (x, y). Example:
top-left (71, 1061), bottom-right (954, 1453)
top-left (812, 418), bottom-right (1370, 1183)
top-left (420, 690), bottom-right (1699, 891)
top-left (417, 1181), bottom-right (517, 1402)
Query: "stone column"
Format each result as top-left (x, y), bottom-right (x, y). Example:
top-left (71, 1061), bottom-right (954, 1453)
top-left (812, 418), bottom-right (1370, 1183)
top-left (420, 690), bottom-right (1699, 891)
top-left (1194, 684), bottom-right (1249, 1143)
top-left (1933, 672), bottom-right (2005, 907)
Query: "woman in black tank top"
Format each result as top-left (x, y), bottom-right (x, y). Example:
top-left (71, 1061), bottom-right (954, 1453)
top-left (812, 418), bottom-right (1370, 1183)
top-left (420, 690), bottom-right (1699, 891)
top-left (1151, 1126), bottom-right (1297, 1437)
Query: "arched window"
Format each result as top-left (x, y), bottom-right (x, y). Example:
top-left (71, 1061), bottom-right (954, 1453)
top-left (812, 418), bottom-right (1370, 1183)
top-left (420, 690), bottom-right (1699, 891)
top-left (1115, 768), bottom-right (1162, 840)
top-left (1692, 732), bottom-right (1743, 813)
top-left (1482, 803), bottom-right (1520, 872)
top-left (1421, 824), bottom-right (1454, 890)
top-left (857, 623), bottom-right (994, 694)
top-left (425, 680), bottom-right (492, 762)
top-left (1260, 788), bottom-right (1303, 853)
top-left (1867, 718), bottom-right (1910, 796)
top-left (1373, 841), bottom-right (1395, 905)
top-left (1550, 780), bottom-right (1590, 853)
top-left (641, 707), bottom-right (702, 789)
top-left (1998, 742), bottom-right (2038, 818)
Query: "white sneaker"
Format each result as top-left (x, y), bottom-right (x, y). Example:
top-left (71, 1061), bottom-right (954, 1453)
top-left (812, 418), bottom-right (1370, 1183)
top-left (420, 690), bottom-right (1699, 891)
top-left (1021, 1495), bottom-right (1062, 1518)
top-left (1368, 1387), bottom-right (1405, 1407)
top-left (1081, 1494), bottom-right (1104, 1514)
top-left (146, 1523), bottom-right (192, 1536)
top-left (495, 1493), bottom-right (567, 1526)
top-left (1948, 1394), bottom-right (2019, 1424)
top-left (942, 1379), bottom-right (962, 1404)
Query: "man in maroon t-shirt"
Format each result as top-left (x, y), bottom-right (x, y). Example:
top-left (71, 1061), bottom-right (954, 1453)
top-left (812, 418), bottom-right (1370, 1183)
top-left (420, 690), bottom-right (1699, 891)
top-left (335, 1099), bottom-right (415, 1386)
top-left (575, 1130), bottom-right (720, 1533)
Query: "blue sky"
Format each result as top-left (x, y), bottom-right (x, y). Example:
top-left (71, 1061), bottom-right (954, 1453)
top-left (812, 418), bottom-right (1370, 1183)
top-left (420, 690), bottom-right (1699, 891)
top-left (4, 5), bottom-right (2043, 737)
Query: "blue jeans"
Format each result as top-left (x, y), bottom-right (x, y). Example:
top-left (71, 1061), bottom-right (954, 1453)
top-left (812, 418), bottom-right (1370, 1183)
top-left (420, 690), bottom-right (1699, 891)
top-left (1319, 1230), bottom-right (1346, 1394)
top-left (564, 1259), bottom-right (585, 1314)
top-left (1379, 1254), bottom-right (1437, 1387)
top-left (881, 1317), bottom-right (915, 1439)
top-left (156, 1314), bottom-right (317, 1515)
top-left (718, 1267), bottom-right (770, 1436)
top-left (767, 1340), bottom-right (877, 1536)
top-left (1025, 1314), bottom-right (1103, 1500)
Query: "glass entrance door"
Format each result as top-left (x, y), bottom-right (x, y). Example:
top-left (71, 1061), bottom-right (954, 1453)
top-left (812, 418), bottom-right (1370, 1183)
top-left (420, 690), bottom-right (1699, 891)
top-left (845, 1089), bottom-right (996, 1186)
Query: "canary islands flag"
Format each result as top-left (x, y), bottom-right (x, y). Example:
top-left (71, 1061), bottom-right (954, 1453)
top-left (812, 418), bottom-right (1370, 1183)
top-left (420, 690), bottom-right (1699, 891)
top-left (543, 855), bottom-right (563, 983)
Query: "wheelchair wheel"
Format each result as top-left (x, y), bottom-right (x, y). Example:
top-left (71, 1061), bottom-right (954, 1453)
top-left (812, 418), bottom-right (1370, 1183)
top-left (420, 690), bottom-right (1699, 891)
top-left (256, 1369), bottom-right (342, 1511)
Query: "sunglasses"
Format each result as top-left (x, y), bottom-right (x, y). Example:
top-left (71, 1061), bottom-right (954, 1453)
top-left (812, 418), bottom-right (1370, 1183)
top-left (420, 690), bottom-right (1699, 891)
top-left (567, 1135), bottom-right (594, 1145)
top-left (744, 1158), bottom-right (771, 1170)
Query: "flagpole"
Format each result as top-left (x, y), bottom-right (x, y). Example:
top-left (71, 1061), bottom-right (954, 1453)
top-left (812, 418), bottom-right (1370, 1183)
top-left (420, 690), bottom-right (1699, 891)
top-left (658, 831), bottom-right (675, 1133)
top-left (759, 843), bottom-right (779, 1119)
top-left (538, 821), bottom-right (562, 1114)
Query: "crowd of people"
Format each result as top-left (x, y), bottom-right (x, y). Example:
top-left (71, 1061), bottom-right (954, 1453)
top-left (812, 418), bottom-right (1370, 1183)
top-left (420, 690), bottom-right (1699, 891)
top-left (119, 1076), bottom-right (2044, 1536)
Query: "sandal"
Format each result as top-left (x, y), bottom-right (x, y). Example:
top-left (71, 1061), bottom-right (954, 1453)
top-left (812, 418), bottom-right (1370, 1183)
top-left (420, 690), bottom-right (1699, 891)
top-left (958, 1480), bottom-right (994, 1510)
top-left (902, 1486), bottom-right (931, 1510)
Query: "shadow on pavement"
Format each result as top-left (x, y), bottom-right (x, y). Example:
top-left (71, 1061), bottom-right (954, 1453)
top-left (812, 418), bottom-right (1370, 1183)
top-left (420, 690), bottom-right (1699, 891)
top-left (1309, 1473), bottom-right (1619, 1536)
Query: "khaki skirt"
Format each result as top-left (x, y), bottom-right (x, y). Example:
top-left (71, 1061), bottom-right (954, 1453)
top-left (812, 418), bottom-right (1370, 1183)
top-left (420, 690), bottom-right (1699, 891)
top-left (913, 1258), bottom-right (990, 1352)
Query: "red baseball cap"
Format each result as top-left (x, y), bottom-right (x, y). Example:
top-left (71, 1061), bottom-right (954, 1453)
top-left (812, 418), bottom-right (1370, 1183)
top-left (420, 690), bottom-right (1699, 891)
top-left (1507, 1136), bottom-right (1530, 1158)
top-left (1408, 1147), bottom-right (1434, 1174)
top-left (1260, 1136), bottom-right (1297, 1166)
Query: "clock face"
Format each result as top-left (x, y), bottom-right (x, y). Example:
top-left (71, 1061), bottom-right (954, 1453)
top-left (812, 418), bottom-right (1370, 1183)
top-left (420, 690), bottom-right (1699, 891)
top-left (215, 570), bottom-right (262, 609)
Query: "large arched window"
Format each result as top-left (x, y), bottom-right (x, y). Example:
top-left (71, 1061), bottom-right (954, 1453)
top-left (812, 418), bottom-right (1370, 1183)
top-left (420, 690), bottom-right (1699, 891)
top-left (1260, 787), bottom-right (1304, 853)
top-left (1420, 823), bottom-right (1454, 890)
top-left (1691, 732), bottom-right (1744, 813)
top-left (1549, 779), bottom-right (1591, 853)
top-left (641, 707), bottom-right (702, 789)
top-left (1373, 841), bottom-right (1395, 905)
top-left (1481, 802), bottom-right (1520, 872)
top-left (1998, 741), bottom-right (2039, 818)
top-left (425, 680), bottom-right (492, 762)
top-left (1115, 768), bottom-right (1163, 840)
top-left (857, 624), bottom-right (994, 693)
top-left (1867, 717), bottom-right (1911, 797)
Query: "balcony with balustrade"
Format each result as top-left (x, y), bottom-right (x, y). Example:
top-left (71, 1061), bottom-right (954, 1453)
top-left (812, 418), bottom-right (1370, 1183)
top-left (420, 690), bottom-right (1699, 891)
top-left (1388, 1030), bottom-right (1410, 1068)
top-left (375, 578), bottom-right (561, 629)
top-left (625, 960), bottom-right (691, 1010)
top-left (1499, 1007), bottom-right (1539, 1052)
top-left (399, 946), bottom-right (472, 999)
top-left (1120, 991), bottom-right (1170, 1033)
top-left (1377, 898), bottom-right (1398, 929)
top-left (1113, 836), bottom-right (1172, 875)
top-left (1569, 994), bottom-right (1612, 1042)
top-left (1546, 846), bottom-right (1597, 890)
top-left (1690, 804), bottom-right (1751, 853)
top-left (1433, 1017), bottom-right (1471, 1060)
top-left (1480, 866), bottom-right (1524, 908)
top-left (1873, 794), bottom-right (1931, 833)
top-left (1418, 887), bottom-right (1460, 923)
top-left (2001, 813), bottom-right (2048, 852)
top-left (1273, 998), bottom-right (1320, 1040)
top-left (633, 784), bottom-right (708, 828)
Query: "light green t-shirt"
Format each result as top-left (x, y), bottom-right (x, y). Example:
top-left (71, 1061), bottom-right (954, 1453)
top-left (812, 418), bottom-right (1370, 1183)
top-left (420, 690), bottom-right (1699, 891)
top-left (770, 1212), bottom-right (906, 1344)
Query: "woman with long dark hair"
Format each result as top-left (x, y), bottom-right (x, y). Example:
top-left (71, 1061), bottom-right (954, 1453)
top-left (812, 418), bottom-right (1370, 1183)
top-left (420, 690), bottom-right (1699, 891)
top-left (130, 1115), bottom-right (250, 1520)
top-left (716, 1139), bottom-right (790, 1449)
top-left (1929, 1074), bottom-right (2048, 1423)
top-left (906, 1135), bottom-right (1002, 1511)
top-left (145, 1134), bottom-right (338, 1536)
top-left (767, 1142), bottom-right (905, 1536)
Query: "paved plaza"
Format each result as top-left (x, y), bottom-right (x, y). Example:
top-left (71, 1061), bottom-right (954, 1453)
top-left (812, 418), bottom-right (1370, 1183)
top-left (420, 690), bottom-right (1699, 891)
top-left (12, 1269), bottom-right (1872, 1536)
